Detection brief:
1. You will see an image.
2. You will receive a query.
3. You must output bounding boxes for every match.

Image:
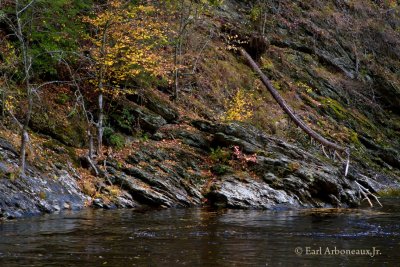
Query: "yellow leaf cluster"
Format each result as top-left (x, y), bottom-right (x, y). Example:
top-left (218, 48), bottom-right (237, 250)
top-left (224, 88), bottom-right (254, 122)
top-left (83, 1), bottom-right (171, 94)
top-left (4, 95), bottom-right (16, 112)
top-left (295, 81), bottom-right (313, 94)
top-left (0, 42), bottom-right (18, 72)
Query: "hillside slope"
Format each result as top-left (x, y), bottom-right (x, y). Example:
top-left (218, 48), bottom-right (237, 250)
top-left (0, 0), bottom-right (399, 218)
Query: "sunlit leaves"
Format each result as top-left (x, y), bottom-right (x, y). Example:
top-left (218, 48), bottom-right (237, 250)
top-left (83, 0), bottom-right (170, 94)
top-left (224, 88), bottom-right (254, 122)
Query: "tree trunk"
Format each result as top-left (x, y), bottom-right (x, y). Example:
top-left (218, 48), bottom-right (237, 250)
top-left (96, 20), bottom-right (110, 157)
top-left (239, 48), bottom-right (346, 152)
top-left (19, 129), bottom-right (29, 174)
top-left (97, 92), bottom-right (103, 156)
top-left (19, 90), bottom-right (33, 174)
top-left (173, 45), bottom-right (179, 100)
top-left (88, 130), bottom-right (94, 159)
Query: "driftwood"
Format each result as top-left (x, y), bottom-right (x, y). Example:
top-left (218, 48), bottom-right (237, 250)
top-left (239, 48), bottom-right (347, 153)
top-left (355, 181), bottom-right (382, 207)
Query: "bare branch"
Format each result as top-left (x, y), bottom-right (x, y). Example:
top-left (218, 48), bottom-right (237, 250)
top-left (33, 80), bottom-right (70, 91)
top-left (321, 145), bottom-right (329, 158)
top-left (355, 181), bottom-right (382, 207)
top-left (16, 0), bottom-right (36, 16)
top-left (191, 29), bottom-right (214, 74)
top-left (335, 150), bottom-right (344, 161)
top-left (86, 156), bottom-right (99, 176)
top-left (344, 149), bottom-right (350, 177)
top-left (7, 109), bottom-right (23, 130)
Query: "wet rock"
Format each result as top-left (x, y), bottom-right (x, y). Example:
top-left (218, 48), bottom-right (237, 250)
top-left (113, 165), bottom-right (202, 208)
top-left (93, 198), bottom-right (104, 208)
top-left (104, 142), bottom-right (206, 209)
top-left (114, 192), bottom-right (139, 209)
top-left (192, 120), bottom-right (399, 209)
top-left (206, 175), bottom-right (300, 209)
top-left (0, 139), bottom-right (87, 219)
top-left (112, 171), bottom-right (174, 207)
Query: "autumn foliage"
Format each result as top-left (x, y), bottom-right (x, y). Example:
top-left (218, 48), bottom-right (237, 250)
top-left (83, 0), bottom-right (171, 95)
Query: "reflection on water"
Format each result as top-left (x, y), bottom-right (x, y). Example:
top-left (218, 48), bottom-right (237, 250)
top-left (0, 199), bottom-right (399, 266)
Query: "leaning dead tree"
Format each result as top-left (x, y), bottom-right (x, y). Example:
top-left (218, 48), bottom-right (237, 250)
top-left (239, 47), bottom-right (381, 207)
top-left (240, 48), bottom-right (347, 153)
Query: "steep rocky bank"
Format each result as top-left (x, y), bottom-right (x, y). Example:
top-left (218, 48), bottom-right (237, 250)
top-left (0, 0), bottom-right (399, 219)
top-left (1, 100), bottom-right (399, 218)
top-left (0, 139), bottom-right (87, 219)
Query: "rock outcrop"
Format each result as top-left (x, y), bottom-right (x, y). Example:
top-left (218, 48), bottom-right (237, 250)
top-left (0, 139), bottom-right (87, 219)
top-left (1, 104), bottom-right (399, 218)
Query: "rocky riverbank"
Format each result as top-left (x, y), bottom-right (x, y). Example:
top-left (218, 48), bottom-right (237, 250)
top-left (1, 114), bottom-right (399, 219)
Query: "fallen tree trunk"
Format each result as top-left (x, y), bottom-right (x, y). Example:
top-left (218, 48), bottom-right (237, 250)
top-left (239, 48), bottom-right (346, 153)
top-left (239, 48), bottom-right (384, 205)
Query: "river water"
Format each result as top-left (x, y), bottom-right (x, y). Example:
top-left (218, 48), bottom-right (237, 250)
top-left (0, 199), bottom-right (399, 266)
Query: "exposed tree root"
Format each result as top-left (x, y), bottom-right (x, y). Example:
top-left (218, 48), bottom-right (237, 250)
top-left (355, 181), bottom-right (383, 207)
top-left (102, 159), bottom-right (113, 186)
top-left (322, 145), bottom-right (329, 158)
top-left (335, 150), bottom-right (344, 161)
top-left (86, 156), bottom-right (99, 176)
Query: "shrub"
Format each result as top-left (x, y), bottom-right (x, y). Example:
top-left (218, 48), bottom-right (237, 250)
top-left (55, 93), bottom-right (70, 105)
top-left (210, 147), bottom-right (231, 163)
top-left (114, 108), bottom-right (135, 133)
top-left (108, 133), bottom-right (125, 150)
top-left (103, 127), bottom-right (125, 150)
top-left (211, 164), bottom-right (231, 175)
